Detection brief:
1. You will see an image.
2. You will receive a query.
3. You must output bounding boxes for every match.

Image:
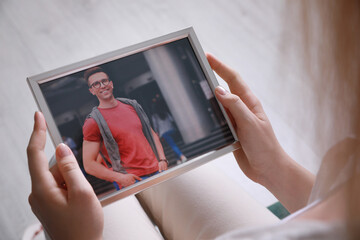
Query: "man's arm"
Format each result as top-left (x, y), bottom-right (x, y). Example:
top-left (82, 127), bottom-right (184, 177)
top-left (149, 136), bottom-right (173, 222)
top-left (151, 128), bottom-right (166, 159)
top-left (151, 129), bottom-right (168, 172)
top-left (82, 140), bottom-right (141, 187)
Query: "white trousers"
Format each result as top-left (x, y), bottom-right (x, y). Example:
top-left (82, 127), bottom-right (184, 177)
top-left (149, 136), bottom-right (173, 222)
top-left (103, 163), bottom-right (279, 240)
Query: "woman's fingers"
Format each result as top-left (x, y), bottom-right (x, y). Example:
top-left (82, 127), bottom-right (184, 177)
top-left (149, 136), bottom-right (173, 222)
top-left (215, 86), bottom-right (254, 127)
top-left (206, 53), bottom-right (248, 95)
top-left (27, 112), bottom-right (91, 197)
top-left (27, 112), bottom-right (54, 188)
top-left (55, 143), bottom-right (92, 195)
top-left (50, 163), bottom-right (64, 186)
top-left (207, 53), bottom-right (261, 113)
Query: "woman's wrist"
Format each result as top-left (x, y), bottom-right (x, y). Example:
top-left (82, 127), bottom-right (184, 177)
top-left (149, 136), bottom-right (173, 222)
top-left (259, 148), bottom-right (315, 212)
top-left (256, 146), bottom-right (290, 187)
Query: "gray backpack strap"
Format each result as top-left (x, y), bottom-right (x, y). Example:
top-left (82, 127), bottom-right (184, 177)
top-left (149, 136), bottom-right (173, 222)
top-left (117, 98), bottom-right (160, 162)
top-left (88, 107), bottom-right (127, 174)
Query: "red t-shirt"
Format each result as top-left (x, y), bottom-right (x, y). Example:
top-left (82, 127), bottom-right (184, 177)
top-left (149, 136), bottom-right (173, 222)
top-left (83, 102), bottom-right (158, 176)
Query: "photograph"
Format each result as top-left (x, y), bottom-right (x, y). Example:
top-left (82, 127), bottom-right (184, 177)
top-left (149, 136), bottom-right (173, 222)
top-left (38, 37), bottom-right (235, 197)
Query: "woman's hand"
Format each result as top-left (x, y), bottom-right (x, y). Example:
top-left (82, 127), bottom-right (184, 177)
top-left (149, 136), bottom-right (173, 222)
top-left (208, 54), bottom-right (315, 212)
top-left (208, 53), bottom-right (284, 184)
top-left (27, 112), bottom-right (104, 240)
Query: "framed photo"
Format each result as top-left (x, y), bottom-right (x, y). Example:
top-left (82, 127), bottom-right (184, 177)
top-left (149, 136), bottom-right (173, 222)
top-left (27, 27), bottom-right (239, 205)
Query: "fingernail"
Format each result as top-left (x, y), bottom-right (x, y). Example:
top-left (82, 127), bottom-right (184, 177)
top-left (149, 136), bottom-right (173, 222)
top-left (216, 86), bottom-right (228, 95)
top-left (34, 111), bottom-right (40, 123)
top-left (34, 111), bottom-right (43, 118)
top-left (57, 143), bottom-right (71, 158)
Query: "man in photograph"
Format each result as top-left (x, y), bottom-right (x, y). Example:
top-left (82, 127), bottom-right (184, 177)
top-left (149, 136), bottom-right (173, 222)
top-left (82, 66), bottom-right (168, 188)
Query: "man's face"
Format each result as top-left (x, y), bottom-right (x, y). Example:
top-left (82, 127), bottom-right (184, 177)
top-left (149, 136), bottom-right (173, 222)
top-left (88, 72), bottom-right (114, 101)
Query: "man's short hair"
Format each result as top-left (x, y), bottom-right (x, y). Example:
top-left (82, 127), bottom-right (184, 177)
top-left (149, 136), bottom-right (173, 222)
top-left (83, 66), bottom-right (107, 85)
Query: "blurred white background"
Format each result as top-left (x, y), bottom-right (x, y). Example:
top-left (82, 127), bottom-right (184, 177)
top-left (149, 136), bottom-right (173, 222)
top-left (0, 1), bottom-right (326, 238)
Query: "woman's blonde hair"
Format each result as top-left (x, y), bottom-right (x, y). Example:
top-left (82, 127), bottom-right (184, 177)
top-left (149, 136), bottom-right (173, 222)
top-left (297, 0), bottom-right (360, 238)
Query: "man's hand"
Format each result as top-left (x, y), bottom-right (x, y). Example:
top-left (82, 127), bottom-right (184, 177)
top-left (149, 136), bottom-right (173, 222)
top-left (158, 160), bottom-right (168, 173)
top-left (27, 112), bottom-right (103, 239)
top-left (116, 173), bottom-right (142, 187)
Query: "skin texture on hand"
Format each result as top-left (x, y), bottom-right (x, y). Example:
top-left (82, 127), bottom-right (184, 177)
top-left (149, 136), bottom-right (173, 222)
top-left (158, 161), bottom-right (168, 172)
top-left (208, 53), bottom-right (315, 212)
top-left (27, 112), bottom-right (104, 240)
top-left (207, 53), bottom-right (284, 183)
top-left (118, 173), bottom-right (142, 187)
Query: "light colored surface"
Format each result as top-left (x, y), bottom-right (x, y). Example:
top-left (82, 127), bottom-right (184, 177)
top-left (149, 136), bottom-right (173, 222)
top-left (137, 163), bottom-right (279, 240)
top-left (0, 1), bottom-right (324, 239)
top-left (103, 195), bottom-right (164, 240)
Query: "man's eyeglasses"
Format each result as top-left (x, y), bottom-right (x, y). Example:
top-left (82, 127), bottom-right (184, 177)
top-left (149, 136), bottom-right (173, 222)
top-left (89, 78), bottom-right (110, 89)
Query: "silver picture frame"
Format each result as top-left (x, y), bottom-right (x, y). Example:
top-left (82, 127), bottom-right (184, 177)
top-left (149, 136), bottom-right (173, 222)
top-left (27, 27), bottom-right (240, 205)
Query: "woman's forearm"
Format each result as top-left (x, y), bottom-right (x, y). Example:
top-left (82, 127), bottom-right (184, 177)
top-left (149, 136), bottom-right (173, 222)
top-left (260, 149), bottom-right (315, 213)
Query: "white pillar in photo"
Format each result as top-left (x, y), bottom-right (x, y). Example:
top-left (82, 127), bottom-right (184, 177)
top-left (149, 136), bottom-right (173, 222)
top-left (144, 46), bottom-right (213, 144)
